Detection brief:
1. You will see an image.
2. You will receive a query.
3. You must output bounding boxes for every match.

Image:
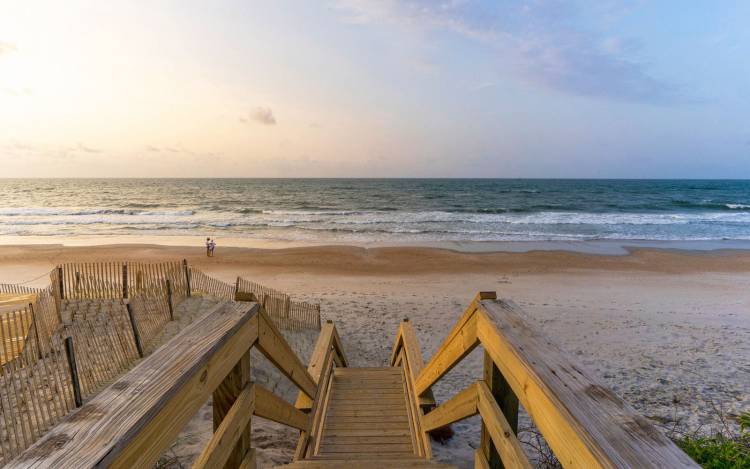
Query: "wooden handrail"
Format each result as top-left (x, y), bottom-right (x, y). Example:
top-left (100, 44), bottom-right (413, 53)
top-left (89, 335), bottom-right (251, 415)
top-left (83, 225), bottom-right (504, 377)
top-left (193, 383), bottom-right (256, 469)
top-left (10, 300), bottom-right (333, 469)
top-left (293, 320), bottom-right (349, 459)
top-left (411, 292), bottom-right (699, 468)
top-left (295, 321), bottom-right (348, 411)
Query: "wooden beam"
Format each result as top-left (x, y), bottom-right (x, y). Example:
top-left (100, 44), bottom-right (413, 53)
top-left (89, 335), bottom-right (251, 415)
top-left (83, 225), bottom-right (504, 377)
top-left (306, 344), bottom-right (337, 457)
top-left (212, 350), bottom-right (252, 468)
top-left (9, 301), bottom-right (260, 468)
top-left (193, 383), bottom-right (256, 469)
top-left (421, 382), bottom-right (479, 432)
top-left (254, 385), bottom-right (310, 431)
top-left (295, 321), bottom-right (347, 411)
top-left (481, 351), bottom-right (519, 469)
top-left (390, 319), bottom-right (435, 408)
top-left (414, 293), bottom-right (487, 396)
top-left (256, 312), bottom-right (317, 400)
top-left (475, 449), bottom-right (491, 469)
top-left (237, 448), bottom-right (256, 469)
top-left (476, 381), bottom-right (531, 469)
top-left (476, 299), bottom-right (699, 468)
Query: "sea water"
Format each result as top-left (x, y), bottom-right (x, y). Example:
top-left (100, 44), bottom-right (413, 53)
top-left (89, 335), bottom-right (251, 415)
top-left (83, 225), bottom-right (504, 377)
top-left (0, 179), bottom-right (749, 244)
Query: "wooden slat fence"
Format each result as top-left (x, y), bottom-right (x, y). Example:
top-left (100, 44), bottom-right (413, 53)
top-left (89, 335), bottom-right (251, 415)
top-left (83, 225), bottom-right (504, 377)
top-left (62, 315), bottom-right (140, 399)
top-left (189, 268), bottom-right (234, 300)
top-left (0, 324), bottom-right (75, 463)
top-left (128, 293), bottom-right (171, 349)
top-left (236, 277), bottom-right (321, 331)
top-left (0, 261), bottom-right (195, 464)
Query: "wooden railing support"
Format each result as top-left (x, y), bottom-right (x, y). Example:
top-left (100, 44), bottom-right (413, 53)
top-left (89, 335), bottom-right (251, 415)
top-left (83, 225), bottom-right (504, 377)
top-left (183, 259), bottom-right (191, 297)
top-left (126, 303), bottom-right (144, 358)
top-left (166, 279), bottom-right (174, 321)
top-left (64, 336), bottom-right (82, 408)
top-left (481, 352), bottom-right (519, 469)
top-left (211, 350), bottom-right (253, 468)
top-left (122, 264), bottom-right (128, 299)
top-left (58, 266), bottom-right (65, 300)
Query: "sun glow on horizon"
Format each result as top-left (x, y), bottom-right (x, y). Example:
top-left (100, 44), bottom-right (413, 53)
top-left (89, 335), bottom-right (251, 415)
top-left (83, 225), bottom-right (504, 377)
top-left (1, 1), bottom-right (749, 178)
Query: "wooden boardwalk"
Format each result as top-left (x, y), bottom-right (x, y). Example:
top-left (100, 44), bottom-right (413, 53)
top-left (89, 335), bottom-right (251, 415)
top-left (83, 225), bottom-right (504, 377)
top-left (278, 367), bottom-right (454, 467)
top-left (10, 292), bottom-right (699, 469)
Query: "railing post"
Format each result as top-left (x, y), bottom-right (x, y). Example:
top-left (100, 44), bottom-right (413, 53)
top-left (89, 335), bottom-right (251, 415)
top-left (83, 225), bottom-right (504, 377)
top-left (122, 264), bottom-right (129, 299)
top-left (481, 351), bottom-right (519, 469)
top-left (64, 336), bottom-right (83, 408)
top-left (29, 303), bottom-right (43, 359)
top-left (183, 259), bottom-right (191, 297)
top-left (58, 266), bottom-right (65, 300)
top-left (234, 277), bottom-right (240, 298)
top-left (126, 303), bottom-right (144, 358)
top-left (213, 350), bottom-right (252, 467)
top-left (166, 279), bottom-right (174, 321)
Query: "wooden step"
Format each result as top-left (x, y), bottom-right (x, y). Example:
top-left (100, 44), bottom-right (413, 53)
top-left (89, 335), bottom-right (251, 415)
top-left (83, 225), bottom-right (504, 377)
top-left (274, 460), bottom-right (457, 468)
top-left (310, 366), bottom-right (422, 460)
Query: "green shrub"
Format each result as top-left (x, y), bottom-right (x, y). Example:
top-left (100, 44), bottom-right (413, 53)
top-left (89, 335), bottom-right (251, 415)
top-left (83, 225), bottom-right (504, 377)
top-left (675, 411), bottom-right (749, 469)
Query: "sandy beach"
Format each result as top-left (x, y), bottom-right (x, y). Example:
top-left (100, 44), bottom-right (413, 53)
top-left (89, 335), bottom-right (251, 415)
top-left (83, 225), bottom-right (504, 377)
top-left (1, 241), bottom-right (748, 467)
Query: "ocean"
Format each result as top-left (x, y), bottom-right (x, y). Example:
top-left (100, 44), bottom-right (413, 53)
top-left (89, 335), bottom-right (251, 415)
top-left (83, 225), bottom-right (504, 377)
top-left (1, 179), bottom-right (749, 244)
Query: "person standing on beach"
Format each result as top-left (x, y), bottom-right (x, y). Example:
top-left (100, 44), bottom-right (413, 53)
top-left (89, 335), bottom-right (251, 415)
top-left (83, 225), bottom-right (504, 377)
top-left (205, 237), bottom-right (211, 257)
top-left (209, 238), bottom-right (216, 257)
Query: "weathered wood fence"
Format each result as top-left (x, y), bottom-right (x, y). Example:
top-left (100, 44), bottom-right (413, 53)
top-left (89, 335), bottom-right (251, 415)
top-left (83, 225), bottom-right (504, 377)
top-left (0, 260), bottom-right (322, 464)
top-left (236, 277), bottom-right (321, 331)
top-left (8, 302), bottom-right (334, 468)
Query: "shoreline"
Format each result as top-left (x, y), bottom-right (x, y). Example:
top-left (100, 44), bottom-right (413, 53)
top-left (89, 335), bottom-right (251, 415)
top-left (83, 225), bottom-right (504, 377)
top-left (1, 234), bottom-right (750, 254)
top-left (1, 241), bottom-right (750, 288)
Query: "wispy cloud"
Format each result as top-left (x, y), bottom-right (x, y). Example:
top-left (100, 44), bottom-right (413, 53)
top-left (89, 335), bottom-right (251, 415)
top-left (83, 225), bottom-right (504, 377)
top-left (334, 0), bottom-right (681, 104)
top-left (240, 107), bottom-right (277, 125)
top-left (0, 41), bottom-right (17, 55)
top-left (144, 143), bottom-right (221, 162)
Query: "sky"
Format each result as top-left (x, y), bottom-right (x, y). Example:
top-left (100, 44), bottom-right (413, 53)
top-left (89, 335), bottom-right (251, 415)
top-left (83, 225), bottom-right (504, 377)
top-left (0, 0), bottom-right (748, 178)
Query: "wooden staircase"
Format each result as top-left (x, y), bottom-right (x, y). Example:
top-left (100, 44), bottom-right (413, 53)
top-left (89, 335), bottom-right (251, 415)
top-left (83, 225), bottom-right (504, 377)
top-left (13, 293), bottom-right (699, 469)
top-left (277, 367), bottom-right (453, 467)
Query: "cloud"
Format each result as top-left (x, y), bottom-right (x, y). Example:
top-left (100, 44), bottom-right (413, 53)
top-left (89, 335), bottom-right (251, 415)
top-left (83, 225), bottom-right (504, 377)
top-left (0, 41), bottom-right (17, 55)
top-left (143, 143), bottom-right (222, 161)
top-left (241, 107), bottom-right (277, 125)
top-left (334, 1), bottom-right (682, 104)
top-left (75, 143), bottom-right (101, 153)
top-left (3, 87), bottom-right (32, 97)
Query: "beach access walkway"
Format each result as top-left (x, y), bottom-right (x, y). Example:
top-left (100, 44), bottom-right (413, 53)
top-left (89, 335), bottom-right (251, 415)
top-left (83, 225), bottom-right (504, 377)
top-left (10, 285), bottom-right (700, 468)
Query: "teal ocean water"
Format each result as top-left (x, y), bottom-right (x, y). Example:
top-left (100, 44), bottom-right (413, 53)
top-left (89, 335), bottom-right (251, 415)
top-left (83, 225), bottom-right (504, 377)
top-left (0, 179), bottom-right (749, 243)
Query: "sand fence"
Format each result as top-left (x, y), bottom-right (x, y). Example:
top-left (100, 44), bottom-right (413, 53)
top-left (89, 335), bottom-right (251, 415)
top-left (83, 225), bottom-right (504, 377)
top-left (0, 260), bottom-right (321, 464)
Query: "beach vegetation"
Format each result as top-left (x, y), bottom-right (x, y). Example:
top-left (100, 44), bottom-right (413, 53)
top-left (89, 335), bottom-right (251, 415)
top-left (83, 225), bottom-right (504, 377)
top-left (675, 411), bottom-right (750, 469)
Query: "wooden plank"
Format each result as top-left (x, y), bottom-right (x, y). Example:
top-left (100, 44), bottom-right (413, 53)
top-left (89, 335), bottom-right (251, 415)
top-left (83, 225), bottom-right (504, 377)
top-left (254, 384), bottom-right (310, 431)
top-left (211, 350), bottom-right (252, 468)
top-left (323, 415), bottom-right (409, 423)
top-left (256, 313), bottom-right (316, 400)
top-left (320, 435), bottom-right (412, 445)
top-left (9, 301), bottom-right (259, 468)
top-left (294, 321), bottom-right (347, 411)
top-left (474, 448), bottom-right (491, 469)
top-left (414, 293), bottom-right (492, 396)
top-left (421, 383), bottom-right (479, 432)
top-left (326, 408), bottom-right (407, 417)
top-left (391, 319), bottom-right (437, 408)
top-left (321, 428), bottom-right (413, 437)
top-left (319, 443), bottom-right (414, 453)
top-left (323, 421), bottom-right (413, 430)
top-left (481, 351), bottom-right (518, 469)
top-left (193, 384), bottom-right (255, 469)
top-left (237, 448), bottom-right (256, 469)
top-left (475, 381), bottom-right (531, 469)
top-left (477, 299), bottom-right (699, 468)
